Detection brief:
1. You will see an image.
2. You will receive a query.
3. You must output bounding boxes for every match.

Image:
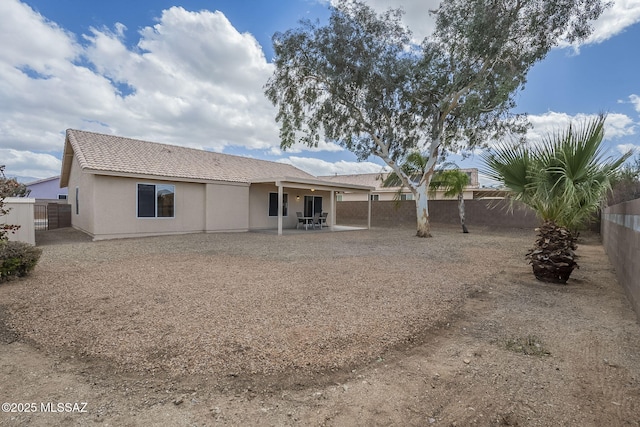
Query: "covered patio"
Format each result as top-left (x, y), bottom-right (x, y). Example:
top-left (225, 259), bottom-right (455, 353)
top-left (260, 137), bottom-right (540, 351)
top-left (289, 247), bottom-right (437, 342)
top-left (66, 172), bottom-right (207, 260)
top-left (249, 176), bottom-right (374, 236)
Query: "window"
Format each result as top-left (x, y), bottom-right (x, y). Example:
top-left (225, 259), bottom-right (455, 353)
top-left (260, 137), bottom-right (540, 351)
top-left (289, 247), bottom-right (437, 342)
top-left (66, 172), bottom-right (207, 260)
top-left (400, 193), bottom-right (413, 201)
top-left (75, 187), bottom-right (79, 215)
top-left (268, 192), bottom-right (288, 216)
top-left (336, 194), bottom-right (343, 202)
top-left (137, 183), bottom-right (175, 218)
top-left (370, 194), bottom-right (379, 201)
top-left (58, 194), bottom-right (67, 200)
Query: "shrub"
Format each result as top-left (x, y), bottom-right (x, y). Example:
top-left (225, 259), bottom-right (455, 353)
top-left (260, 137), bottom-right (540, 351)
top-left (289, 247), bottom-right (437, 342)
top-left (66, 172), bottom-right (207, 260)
top-left (0, 241), bottom-right (42, 281)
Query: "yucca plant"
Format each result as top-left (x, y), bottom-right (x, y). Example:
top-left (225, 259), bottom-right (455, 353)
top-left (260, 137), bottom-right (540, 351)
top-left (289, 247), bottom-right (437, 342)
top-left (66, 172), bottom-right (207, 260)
top-left (482, 114), bottom-right (629, 283)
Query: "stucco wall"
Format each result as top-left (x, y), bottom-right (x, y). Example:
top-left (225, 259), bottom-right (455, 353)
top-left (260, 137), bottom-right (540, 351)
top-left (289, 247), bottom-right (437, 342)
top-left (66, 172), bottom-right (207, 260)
top-left (90, 175), bottom-right (207, 240)
top-left (602, 198), bottom-right (640, 318)
top-left (68, 156), bottom-right (95, 236)
top-left (336, 199), bottom-right (538, 229)
top-left (27, 177), bottom-right (68, 200)
top-left (205, 183), bottom-right (250, 232)
top-left (1, 198), bottom-right (35, 245)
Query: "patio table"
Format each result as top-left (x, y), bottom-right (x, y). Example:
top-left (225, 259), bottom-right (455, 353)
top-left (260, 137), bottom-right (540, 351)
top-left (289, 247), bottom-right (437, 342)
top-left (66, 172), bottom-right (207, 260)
top-left (301, 216), bottom-right (314, 230)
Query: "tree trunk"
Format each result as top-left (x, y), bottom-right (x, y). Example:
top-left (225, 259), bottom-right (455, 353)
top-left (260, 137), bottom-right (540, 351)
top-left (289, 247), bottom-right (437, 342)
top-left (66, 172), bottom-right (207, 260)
top-left (415, 181), bottom-right (432, 237)
top-left (527, 221), bottom-right (577, 284)
top-left (458, 194), bottom-right (469, 233)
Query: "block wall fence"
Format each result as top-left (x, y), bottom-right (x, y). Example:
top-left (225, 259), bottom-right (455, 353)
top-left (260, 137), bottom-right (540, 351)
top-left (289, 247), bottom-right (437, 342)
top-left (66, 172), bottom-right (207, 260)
top-left (602, 198), bottom-right (640, 318)
top-left (335, 199), bottom-right (539, 229)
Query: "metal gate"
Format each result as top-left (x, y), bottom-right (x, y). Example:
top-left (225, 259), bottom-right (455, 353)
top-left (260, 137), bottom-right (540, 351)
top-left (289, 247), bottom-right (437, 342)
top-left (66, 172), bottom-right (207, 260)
top-left (34, 203), bottom-right (71, 230)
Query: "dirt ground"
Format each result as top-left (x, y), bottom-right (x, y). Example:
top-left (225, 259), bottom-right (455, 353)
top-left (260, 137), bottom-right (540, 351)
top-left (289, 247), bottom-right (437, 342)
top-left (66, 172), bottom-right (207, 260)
top-left (1, 225), bottom-right (639, 426)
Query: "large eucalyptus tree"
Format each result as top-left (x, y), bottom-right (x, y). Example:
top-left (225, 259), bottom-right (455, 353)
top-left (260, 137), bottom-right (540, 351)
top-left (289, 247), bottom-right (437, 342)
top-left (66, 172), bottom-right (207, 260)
top-left (265, 0), bottom-right (608, 237)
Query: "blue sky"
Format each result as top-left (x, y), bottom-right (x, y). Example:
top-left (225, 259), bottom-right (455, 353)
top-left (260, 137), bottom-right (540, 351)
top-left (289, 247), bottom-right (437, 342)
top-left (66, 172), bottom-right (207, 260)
top-left (2, 0), bottom-right (640, 184)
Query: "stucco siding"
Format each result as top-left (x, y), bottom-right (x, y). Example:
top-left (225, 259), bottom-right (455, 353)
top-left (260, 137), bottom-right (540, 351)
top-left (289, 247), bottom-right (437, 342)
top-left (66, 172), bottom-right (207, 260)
top-left (68, 156), bottom-right (96, 235)
top-left (205, 183), bottom-right (250, 232)
top-left (90, 176), bottom-right (206, 240)
top-left (26, 177), bottom-right (68, 200)
top-left (1, 198), bottom-right (35, 245)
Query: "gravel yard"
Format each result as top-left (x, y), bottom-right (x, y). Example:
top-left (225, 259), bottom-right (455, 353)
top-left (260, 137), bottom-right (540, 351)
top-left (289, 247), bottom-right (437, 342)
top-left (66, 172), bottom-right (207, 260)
top-left (2, 225), bottom-right (640, 426)
top-left (3, 226), bottom-right (505, 378)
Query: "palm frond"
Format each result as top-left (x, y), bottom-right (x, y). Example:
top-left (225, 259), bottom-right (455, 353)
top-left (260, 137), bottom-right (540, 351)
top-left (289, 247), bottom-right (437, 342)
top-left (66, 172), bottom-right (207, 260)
top-left (482, 114), bottom-right (629, 230)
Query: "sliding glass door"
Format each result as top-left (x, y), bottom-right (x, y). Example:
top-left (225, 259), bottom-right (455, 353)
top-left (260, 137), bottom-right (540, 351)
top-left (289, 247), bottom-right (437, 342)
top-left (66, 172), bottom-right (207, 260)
top-left (303, 196), bottom-right (323, 217)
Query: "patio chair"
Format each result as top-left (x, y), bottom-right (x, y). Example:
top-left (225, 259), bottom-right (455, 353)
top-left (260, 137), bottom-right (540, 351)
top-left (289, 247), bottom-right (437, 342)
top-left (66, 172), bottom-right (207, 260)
top-left (296, 212), bottom-right (305, 229)
top-left (312, 212), bottom-right (322, 229)
top-left (320, 212), bottom-right (328, 228)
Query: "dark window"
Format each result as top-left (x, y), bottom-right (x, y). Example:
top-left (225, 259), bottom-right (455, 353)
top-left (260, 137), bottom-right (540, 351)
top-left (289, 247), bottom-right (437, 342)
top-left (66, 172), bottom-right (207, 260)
top-left (268, 192), bottom-right (288, 216)
top-left (370, 194), bottom-right (379, 201)
top-left (138, 183), bottom-right (175, 218)
top-left (58, 194), bottom-right (67, 200)
top-left (75, 187), bottom-right (79, 215)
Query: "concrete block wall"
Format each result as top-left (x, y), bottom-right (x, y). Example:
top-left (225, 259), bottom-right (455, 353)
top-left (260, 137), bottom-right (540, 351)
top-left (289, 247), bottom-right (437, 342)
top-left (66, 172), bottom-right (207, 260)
top-left (336, 199), bottom-right (538, 229)
top-left (602, 198), bottom-right (640, 318)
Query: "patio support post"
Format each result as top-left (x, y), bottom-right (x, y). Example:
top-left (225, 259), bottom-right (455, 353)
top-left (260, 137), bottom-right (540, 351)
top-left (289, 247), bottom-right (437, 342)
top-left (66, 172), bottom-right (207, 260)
top-left (277, 182), bottom-right (283, 236)
top-left (330, 190), bottom-right (335, 229)
top-left (367, 191), bottom-right (372, 230)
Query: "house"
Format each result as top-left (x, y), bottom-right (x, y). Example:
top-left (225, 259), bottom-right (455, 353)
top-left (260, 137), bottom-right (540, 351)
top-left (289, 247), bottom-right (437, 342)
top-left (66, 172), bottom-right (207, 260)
top-left (25, 176), bottom-right (68, 203)
top-left (60, 129), bottom-right (373, 240)
top-left (320, 169), bottom-right (482, 202)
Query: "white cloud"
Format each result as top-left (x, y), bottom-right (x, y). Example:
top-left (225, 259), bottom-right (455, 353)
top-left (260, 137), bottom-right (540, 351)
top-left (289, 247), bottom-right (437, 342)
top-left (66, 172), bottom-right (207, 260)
top-left (278, 156), bottom-right (388, 177)
top-left (582, 0), bottom-right (640, 45)
top-left (0, 1), bottom-right (343, 172)
top-left (630, 94), bottom-right (640, 113)
top-left (526, 111), bottom-right (636, 143)
top-left (81, 6), bottom-right (280, 151)
top-left (361, 0), bottom-right (439, 41)
top-left (359, 0), bottom-right (640, 49)
top-left (616, 143), bottom-right (640, 156)
top-left (0, 149), bottom-right (62, 179)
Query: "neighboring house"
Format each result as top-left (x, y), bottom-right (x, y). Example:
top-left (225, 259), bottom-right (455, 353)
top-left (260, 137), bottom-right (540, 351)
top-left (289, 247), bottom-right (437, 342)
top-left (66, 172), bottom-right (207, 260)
top-left (60, 129), bottom-right (373, 240)
top-left (25, 176), bottom-right (68, 203)
top-left (320, 169), bottom-right (484, 202)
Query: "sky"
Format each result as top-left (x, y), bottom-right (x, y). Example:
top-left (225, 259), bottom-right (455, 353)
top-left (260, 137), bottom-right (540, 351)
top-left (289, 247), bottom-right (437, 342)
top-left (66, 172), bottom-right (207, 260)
top-left (2, 0), bottom-right (640, 185)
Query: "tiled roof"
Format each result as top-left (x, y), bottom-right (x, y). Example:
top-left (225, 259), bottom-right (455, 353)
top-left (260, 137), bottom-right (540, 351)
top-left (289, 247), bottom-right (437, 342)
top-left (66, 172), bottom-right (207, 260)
top-left (321, 168), bottom-right (480, 190)
top-left (62, 129), bottom-right (316, 185)
top-left (320, 173), bottom-right (389, 188)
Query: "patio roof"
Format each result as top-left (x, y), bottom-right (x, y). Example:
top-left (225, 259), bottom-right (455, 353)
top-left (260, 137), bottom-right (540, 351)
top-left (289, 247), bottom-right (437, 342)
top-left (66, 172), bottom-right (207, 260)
top-left (251, 177), bottom-right (373, 236)
top-left (250, 176), bottom-right (374, 193)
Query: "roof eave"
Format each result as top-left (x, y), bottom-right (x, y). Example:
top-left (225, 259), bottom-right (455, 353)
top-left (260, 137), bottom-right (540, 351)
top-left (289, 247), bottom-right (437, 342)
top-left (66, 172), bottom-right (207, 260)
top-left (59, 133), bottom-right (75, 188)
top-left (250, 176), bottom-right (374, 192)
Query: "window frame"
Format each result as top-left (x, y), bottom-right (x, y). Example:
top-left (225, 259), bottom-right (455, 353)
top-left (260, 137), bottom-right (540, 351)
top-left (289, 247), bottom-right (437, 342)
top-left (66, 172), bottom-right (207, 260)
top-left (136, 182), bottom-right (176, 219)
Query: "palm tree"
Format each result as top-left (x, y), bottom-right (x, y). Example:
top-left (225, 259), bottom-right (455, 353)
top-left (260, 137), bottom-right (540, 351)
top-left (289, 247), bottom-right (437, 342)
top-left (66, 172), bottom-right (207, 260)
top-left (482, 114), bottom-right (629, 283)
top-left (381, 151), bottom-right (428, 188)
top-left (429, 169), bottom-right (470, 233)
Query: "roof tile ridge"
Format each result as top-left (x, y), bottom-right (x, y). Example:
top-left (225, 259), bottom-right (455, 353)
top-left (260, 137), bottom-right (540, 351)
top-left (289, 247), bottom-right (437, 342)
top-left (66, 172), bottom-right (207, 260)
top-left (66, 129), bottom-right (91, 170)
